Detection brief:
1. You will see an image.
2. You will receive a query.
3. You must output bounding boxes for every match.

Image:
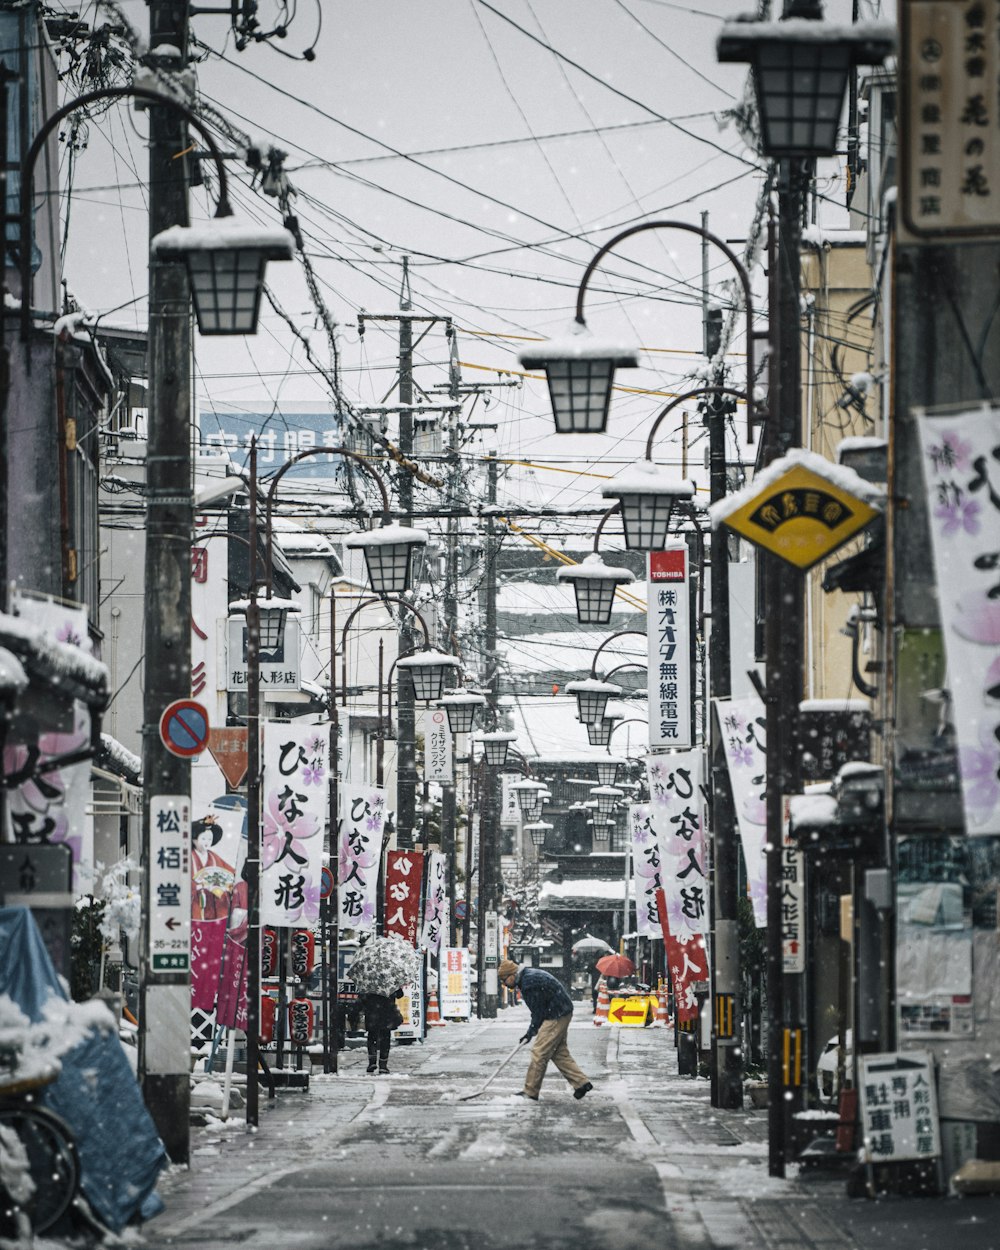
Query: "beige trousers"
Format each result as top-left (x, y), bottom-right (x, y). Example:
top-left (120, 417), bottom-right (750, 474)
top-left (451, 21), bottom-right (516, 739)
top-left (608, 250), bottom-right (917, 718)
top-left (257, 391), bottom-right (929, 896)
top-left (523, 1012), bottom-right (589, 1098)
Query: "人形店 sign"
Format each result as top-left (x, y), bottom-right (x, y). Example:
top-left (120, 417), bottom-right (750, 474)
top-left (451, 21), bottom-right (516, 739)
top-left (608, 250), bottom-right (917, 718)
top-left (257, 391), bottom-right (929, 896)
top-left (710, 448), bottom-right (884, 571)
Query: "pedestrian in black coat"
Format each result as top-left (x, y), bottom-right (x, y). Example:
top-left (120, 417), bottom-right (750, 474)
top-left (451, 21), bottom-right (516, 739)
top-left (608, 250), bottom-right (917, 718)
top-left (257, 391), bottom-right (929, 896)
top-left (359, 988), bottom-right (403, 1074)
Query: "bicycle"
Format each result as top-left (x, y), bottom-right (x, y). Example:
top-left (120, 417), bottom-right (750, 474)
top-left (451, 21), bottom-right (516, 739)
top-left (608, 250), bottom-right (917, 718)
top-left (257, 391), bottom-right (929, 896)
top-left (0, 1066), bottom-right (80, 1237)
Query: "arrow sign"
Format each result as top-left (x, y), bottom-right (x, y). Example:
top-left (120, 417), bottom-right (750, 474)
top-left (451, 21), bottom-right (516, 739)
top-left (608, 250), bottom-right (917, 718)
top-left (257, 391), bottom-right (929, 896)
top-left (610, 1004), bottom-right (647, 1023)
top-left (165, 917), bottom-right (182, 931)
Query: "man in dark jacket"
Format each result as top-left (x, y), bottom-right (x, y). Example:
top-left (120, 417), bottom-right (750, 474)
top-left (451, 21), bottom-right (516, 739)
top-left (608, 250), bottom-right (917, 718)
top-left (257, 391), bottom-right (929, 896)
top-left (498, 959), bottom-right (592, 1101)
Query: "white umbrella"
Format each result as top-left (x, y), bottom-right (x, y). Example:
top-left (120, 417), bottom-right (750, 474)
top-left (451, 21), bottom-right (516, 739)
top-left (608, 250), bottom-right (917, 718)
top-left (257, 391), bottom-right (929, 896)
top-left (571, 934), bottom-right (613, 954)
top-left (347, 935), bottom-right (421, 996)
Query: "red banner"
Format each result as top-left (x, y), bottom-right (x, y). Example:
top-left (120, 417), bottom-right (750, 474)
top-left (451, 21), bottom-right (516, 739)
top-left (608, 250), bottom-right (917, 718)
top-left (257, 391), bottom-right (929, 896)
top-left (215, 933), bottom-right (249, 1031)
top-left (384, 850), bottom-right (424, 945)
top-left (191, 918), bottom-right (227, 1013)
top-left (655, 888), bottom-right (709, 1024)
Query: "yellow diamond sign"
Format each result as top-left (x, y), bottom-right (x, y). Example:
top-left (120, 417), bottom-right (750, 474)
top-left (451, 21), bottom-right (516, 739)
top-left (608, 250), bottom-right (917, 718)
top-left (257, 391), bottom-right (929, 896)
top-left (715, 453), bottom-right (882, 571)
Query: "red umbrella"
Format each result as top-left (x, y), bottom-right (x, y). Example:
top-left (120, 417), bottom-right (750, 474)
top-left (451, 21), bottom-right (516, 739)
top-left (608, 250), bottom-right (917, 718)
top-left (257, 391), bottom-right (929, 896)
top-left (595, 953), bottom-right (635, 978)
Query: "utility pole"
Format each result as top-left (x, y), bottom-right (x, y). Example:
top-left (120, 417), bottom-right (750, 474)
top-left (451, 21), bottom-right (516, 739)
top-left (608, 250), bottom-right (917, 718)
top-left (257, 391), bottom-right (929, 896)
top-left (476, 454), bottom-right (500, 1018)
top-left (138, 11), bottom-right (192, 1164)
top-left (396, 260), bottom-right (417, 850)
top-left (442, 329), bottom-right (461, 945)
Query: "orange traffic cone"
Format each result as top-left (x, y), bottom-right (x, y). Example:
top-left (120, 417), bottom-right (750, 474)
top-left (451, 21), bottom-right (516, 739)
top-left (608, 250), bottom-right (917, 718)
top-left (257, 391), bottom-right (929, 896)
top-left (654, 986), bottom-right (670, 1028)
top-left (593, 978), bottom-right (610, 1026)
top-left (426, 989), bottom-right (446, 1027)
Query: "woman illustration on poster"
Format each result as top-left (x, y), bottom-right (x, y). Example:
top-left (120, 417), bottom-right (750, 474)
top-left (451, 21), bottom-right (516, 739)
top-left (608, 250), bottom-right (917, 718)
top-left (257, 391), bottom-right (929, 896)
top-left (191, 815), bottom-right (236, 920)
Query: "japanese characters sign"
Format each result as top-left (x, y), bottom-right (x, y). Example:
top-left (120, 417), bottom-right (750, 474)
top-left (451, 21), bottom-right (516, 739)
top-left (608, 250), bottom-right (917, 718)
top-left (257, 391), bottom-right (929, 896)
top-left (859, 1051), bottom-right (942, 1162)
top-left (227, 617), bottom-right (301, 692)
top-left (261, 724), bottom-right (328, 927)
top-left (421, 852), bottom-right (447, 953)
top-left (645, 751), bottom-right (708, 939)
top-left (384, 849), bottom-right (425, 945)
top-left (337, 784), bottom-right (386, 933)
top-left (916, 406), bottom-right (1000, 834)
top-left (654, 887), bottom-right (710, 1024)
top-left (424, 709), bottom-right (453, 783)
top-left (629, 803), bottom-right (663, 938)
top-left (440, 947), bottom-right (472, 1018)
top-left (901, 0), bottom-right (1000, 239)
top-left (782, 803), bottom-right (805, 974)
top-left (715, 697), bottom-right (768, 926)
top-left (149, 795), bottom-right (191, 974)
top-left (500, 774), bottom-right (521, 828)
top-left (200, 404), bottom-right (347, 476)
top-left (647, 546), bottom-right (692, 749)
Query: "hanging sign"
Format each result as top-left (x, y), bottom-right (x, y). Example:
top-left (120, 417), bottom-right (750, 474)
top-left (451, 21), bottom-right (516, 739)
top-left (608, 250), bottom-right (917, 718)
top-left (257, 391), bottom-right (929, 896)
top-left (149, 794), bottom-right (191, 974)
top-left (782, 799), bottom-right (805, 974)
top-left (337, 784), bottom-right (386, 932)
top-left (710, 448), bottom-right (883, 571)
top-left (227, 617), bottom-right (301, 692)
top-left (421, 852), bottom-right (446, 953)
top-left (384, 850), bottom-right (425, 946)
top-left (628, 804), bottom-right (663, 938)
top-left (645, 751), bottom-right (708, 940)
top-left (260, 724), bottom-right (328, 927)
top-left (424, 709), bottom-right (453, 782)
top-left (714, 697), bottom-right (768, 926)
top-left (916, 406), bottom-right (1000, 835)
top-left (654, 887), bottom-right (709, 1024)
top-left (647, 546), bottom-right (693, 748)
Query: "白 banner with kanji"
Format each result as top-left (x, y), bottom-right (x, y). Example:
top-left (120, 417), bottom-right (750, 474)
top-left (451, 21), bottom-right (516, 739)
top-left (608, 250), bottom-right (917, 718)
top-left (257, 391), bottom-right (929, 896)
top-left (647, 546), bottom-right (693, 749)
top-left (917, 406), bottom-right (1000, 835)
top-left (654, 887), bottom-right (709, 1023)
top-left (337, 784), bottom-right (386, 933)
top-left (629, 804), bottom-right (663, 938)
top-left (859, 1051), bottom-right (942, 1162)
top-left (421, 851), bottom-right (447, 953)
top-left (384, 849), bottom-right (425, 945)
top-left (424, 708), bottom-right (453, 782)
top-left (645, 751), bottom-right (708, 939)
top-left (715, 696), bottom-right (768, 926)
top-left (260, 723), bottom-right (328, 927)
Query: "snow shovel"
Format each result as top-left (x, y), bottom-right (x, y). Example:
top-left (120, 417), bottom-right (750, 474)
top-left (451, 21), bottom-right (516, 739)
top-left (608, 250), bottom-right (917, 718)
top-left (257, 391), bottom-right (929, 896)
top-left (458, 1039), bottom-right (527, 1100)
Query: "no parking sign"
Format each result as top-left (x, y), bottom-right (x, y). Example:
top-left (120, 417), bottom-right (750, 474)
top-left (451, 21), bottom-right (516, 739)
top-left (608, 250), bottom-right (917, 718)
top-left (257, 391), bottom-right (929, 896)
top-left (159, 699), bottom-right (210, 758)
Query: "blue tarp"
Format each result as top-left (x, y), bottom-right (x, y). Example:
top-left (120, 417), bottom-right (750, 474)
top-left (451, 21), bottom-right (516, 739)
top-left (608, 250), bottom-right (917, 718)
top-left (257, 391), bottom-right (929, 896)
top-left (0, 906), bottom-right (167, 1232)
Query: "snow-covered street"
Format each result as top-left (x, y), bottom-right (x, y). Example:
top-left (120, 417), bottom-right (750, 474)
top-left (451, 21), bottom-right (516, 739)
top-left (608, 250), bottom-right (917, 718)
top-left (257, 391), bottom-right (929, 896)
top-left (132, 1007), bottom-right (1000, 1250)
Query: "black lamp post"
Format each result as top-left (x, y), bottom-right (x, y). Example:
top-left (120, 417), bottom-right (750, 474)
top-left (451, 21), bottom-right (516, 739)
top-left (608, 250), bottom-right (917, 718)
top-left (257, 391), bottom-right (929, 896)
top-left (717, 1), bottom-right (893, 1178)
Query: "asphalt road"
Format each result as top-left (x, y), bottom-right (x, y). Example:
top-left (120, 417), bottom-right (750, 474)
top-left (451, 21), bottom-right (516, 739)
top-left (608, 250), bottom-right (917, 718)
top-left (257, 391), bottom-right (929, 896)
top-left (136, 1004), bottom-right (1000, 1250)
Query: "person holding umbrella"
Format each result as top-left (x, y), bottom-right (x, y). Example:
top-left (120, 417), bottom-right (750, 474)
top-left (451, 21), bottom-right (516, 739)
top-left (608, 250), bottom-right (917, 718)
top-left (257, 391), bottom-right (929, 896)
top-left (348, 936), bottom-right (419, 1076)
top-left (497, 959), bottom-right (593, 1102)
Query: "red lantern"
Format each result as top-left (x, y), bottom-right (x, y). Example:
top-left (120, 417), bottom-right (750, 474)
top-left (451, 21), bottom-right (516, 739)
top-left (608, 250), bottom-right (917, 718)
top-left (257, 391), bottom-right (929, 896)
top-left (259, 993), bottom-right (277, 1044)
top-left (291, 929), bottom-right (315, 979)
top-left (287, 997), bottom-right (314, 1047)
top-left (262, 927), bottom-right (279, 978)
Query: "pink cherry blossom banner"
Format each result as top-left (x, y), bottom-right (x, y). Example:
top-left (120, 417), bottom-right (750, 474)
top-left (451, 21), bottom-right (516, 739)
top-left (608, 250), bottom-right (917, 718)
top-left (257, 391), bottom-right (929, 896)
top-left (714, 697), bottom-right (768, 926)
top-left (261, 723), bottom-right (328, 926)
top-left (421, 852), bottom-right (447, 953)
top-left (628, 804), bottom-right (662, 938)
top-left (337, 785), bottom-right (386, 933)
top-left (645, 751), bottom-right (708, 940)
top-left (917, 407), bottom-right (1000, 835)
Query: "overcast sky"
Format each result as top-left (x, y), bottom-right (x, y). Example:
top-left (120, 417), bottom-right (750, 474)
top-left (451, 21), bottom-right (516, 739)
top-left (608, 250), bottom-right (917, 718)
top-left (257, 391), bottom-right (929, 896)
top-left (58, 0), bottom-right (869, 527)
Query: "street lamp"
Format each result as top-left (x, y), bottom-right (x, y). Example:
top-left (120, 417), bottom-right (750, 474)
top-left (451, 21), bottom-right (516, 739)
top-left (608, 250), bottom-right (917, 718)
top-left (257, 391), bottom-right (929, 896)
top-left (344, 523), bottom-right (429, 596)
top-left (477, 732), bottom-right (518, 767)
top-left (591, 786), bottom-right (624, 819)
top-left (396, 650), bottom-right (462, 702)
top-left (525, 821), bottom-right (553, 848)
top-left (601, 462), bottom-right (696, 552)
top-left (557, 505), bottom-right (636, 625)
top-left (586, 712), bottom-right (623, 748)
top-left (596, 758), bottom-right (625, 787)
top-left (512, 778), bottom-right (548, 819)
top-left (437, 691), bottom-right (488, 735)
top-left (566, 678), bottom-right (621, 725)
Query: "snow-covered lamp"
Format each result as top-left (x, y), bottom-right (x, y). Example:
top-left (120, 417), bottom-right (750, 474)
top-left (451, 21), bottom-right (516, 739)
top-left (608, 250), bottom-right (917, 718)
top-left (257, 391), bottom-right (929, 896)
top-left (596, 757), bottom-right (624, 787)
top-left (478, 732), bottom-right (517, 767)
top-left (566, 678), bottom-right (621, 725)
top-left (437, 691), bottom-right (487, 734)
top-left (151, 217), bottom-right (294, 335)
top-left (586, 711), bottom-right (623, 747)
top-left (228, 597), bottom-right (299, 652)
top-left (525, 821), bottom-right (553, 848)
top-left (396, 650), bottom-right (461, 702)
top-left (601, 463), bottom-right (696, 551)
top-left (591, 785), bottom-right (624, 818)
top-left (591, 819), bottom-right (614, 843)
top-left (345, 523), bottom-right (429, 595)
top-left (512, 778), bottom-right (548, 817)
top-left (519, 323), bottom-right (639, 435)
top-left (557, 553), bottom-right (636, 625)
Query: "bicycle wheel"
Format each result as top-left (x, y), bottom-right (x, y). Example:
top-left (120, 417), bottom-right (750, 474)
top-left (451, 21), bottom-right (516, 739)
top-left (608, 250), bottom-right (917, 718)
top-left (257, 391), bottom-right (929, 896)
top-left (0, 1104), bottom-right (79, 1233)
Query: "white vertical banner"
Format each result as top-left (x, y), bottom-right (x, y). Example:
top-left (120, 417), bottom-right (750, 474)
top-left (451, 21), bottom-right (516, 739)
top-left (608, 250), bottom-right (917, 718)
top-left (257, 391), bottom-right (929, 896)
top-left (647, 546), bottom-right (692, 749)
top-left (421, 851), bottom-right (446, 953)
top-left (628, 803), bottom-right (662, 937)
top-left (916, 407), bottom-right (1000, 835)
top-left (148, 794), bottom-right (191, 974)
top-left (423, 708), bottom-right (453, 782)
top-left (261, 723), bottom-right (329, 926)
top-left (499, 774), bottom-right (521, 829)
top-left (714, 696), bottom-right (768, 926)
top-left (336, 783), bottom-right (386, 933)
top-left (645, 750), bottom-right (708, 939)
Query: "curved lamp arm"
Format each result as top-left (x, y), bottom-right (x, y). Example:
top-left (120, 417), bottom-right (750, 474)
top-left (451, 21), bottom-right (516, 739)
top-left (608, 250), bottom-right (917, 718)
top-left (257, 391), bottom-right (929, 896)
top-left (19, 85), bottom-right (233, 342)
top-left (339, 595), bottom-right (430, 709)
top-left (265, 446), bottom-right (391, 595)
top-left (643, 386), bottom-right (747, 462)
top-left (589, 630), bottom-right (646, 679)
top-left (575, 220), bottom-right (757, 424)
top-left (592, 504), bottom-right (621, 554)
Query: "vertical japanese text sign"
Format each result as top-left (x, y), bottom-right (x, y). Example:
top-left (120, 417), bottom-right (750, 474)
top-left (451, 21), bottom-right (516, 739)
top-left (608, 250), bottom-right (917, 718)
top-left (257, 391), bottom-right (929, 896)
top-left (149, 795), bottom-right (191, 974)
top-left (384, 849), bottom-right (425, 945)
top-left (337, 784), bottom-right (386, 933)
top-left (647, 546), bottom-right (693, 749)
top-left (261, 724), bottom-right (328, 927)
top-left (645, 751), bottom-right (708, 940)
top-left (424, 709), bottom-right (453, 783)
top-left (901, 0), bottom-right (1000, 240)
top-left (421, 851), bottom-right (446, 953)
top-left (629, 804), bottom-right (663, 938)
